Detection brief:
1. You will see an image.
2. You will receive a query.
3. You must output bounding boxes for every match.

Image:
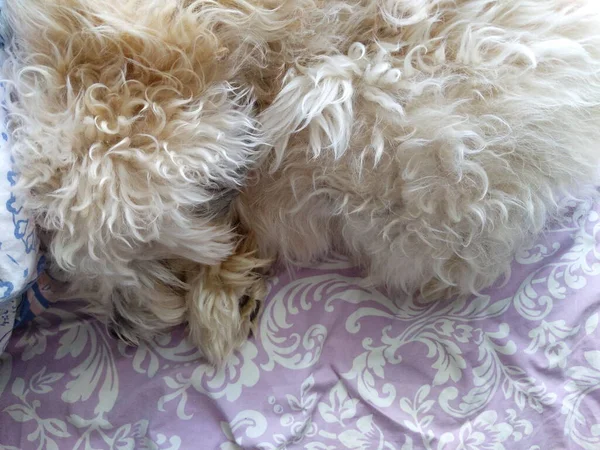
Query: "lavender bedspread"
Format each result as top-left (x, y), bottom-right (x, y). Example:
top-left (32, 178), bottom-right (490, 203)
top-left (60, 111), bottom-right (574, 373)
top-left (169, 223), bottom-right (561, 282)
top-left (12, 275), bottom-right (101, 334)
top-left (1, 197), bottom-right (600, 450)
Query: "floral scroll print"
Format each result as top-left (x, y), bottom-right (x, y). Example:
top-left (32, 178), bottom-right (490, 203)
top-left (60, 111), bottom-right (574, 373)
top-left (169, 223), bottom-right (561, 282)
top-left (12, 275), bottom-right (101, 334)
top-left (1, 196), bottom-right (599, 449)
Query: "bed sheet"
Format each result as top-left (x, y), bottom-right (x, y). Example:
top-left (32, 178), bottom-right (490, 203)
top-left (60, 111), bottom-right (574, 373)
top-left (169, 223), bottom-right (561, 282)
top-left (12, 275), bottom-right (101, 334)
top-left (1, 197), bottom-right (600, 450)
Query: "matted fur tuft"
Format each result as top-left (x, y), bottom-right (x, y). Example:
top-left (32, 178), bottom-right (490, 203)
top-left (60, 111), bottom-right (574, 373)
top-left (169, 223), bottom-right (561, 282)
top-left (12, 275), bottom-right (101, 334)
top-left (4, 0), bottom-right (600, 363)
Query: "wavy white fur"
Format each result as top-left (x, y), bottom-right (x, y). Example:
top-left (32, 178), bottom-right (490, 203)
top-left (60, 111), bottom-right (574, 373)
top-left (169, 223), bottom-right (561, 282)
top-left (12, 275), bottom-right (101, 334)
top-left (4, 0), bottom-right (600, 363)
top-left (3, 0), bottom-right (275, 363)
top-left (237, 0), bottom-right (600, 299)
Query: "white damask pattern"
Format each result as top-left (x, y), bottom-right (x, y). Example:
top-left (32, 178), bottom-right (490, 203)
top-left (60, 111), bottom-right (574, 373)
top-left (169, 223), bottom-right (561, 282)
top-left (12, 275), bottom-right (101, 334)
top-left (0, 197), bottom-right (599, 449)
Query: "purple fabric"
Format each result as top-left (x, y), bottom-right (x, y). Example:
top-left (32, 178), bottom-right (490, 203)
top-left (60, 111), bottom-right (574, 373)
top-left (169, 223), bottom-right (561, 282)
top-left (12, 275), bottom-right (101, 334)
top-left (1, 197), bottom-right (599, 450)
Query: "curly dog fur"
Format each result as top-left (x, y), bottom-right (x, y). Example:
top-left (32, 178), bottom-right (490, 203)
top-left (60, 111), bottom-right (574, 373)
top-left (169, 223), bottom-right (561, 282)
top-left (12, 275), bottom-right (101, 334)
top-left (4, 0), bottom-right (600, 363)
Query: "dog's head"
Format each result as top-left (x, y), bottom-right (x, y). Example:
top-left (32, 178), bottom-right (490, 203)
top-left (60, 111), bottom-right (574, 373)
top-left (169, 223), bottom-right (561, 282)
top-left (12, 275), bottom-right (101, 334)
top-left (5, 0), bottom-right (274, 361)
top-left (5, 0), bottom-right (269, 271)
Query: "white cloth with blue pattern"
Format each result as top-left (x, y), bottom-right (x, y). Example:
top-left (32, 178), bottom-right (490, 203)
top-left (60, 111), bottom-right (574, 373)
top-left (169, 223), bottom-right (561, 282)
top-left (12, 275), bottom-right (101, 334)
top-left (0, 5), bottom-right (40, 353)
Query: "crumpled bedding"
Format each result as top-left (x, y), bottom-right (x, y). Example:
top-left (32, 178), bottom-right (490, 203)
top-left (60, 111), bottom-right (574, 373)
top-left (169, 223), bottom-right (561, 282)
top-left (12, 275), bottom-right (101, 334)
top-left (0, 4), bottom-right (46, 354)
top-left (1, 195), bottom-right (599, 450)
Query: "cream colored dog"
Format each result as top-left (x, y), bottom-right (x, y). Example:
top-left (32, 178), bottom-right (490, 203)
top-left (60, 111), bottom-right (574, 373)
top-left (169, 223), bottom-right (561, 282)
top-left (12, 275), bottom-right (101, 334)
top-left (4, 0), bottom-right (600, 363)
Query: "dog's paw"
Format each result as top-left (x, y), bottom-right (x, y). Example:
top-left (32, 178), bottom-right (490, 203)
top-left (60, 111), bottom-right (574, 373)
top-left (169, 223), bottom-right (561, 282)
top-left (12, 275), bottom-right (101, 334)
top-left (239, 282), bottom-right (267, 338)
top-left (185, 235), bottom-right (272, 365)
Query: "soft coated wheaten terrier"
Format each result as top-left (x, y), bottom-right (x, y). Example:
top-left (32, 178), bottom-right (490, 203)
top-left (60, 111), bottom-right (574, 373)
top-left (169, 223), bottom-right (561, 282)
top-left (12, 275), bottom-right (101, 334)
top-left (4, 0), bottom-right (600, 363)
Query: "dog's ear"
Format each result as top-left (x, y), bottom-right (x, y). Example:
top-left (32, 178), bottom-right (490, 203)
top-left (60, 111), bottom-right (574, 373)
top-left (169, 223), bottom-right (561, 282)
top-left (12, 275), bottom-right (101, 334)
top-left (259, 61), bottom-right (355, 172)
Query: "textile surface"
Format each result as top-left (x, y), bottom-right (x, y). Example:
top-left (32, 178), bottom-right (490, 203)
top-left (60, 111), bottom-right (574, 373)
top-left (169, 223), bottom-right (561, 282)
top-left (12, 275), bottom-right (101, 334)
top-left (1, 196), bottom-right (599, 450)
top-left (0, 15), bottom-right (41, 353)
